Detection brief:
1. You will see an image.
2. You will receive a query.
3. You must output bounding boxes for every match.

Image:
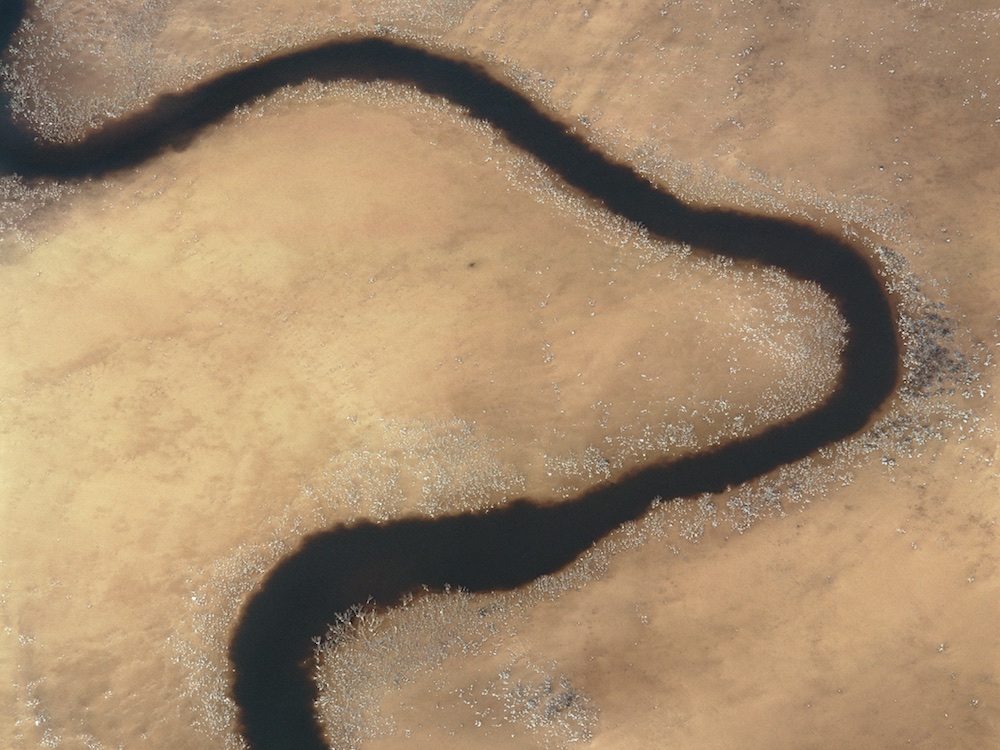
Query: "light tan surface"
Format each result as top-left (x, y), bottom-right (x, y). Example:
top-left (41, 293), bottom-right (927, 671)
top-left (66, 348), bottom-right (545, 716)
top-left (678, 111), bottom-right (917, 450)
top-left (2, 2), bottom-right (998, 749)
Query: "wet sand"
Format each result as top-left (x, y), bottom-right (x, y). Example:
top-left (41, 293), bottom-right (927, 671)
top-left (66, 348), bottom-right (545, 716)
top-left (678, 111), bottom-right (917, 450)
top-left (2, 1), bottom-right (998, 749)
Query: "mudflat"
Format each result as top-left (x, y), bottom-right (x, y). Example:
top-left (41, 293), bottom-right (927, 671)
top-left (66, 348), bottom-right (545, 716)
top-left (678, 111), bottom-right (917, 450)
top-left (2, 2), bottom-right (997, 749)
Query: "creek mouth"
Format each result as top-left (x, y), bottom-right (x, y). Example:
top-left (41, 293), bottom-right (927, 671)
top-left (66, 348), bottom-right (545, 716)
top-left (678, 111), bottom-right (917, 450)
top-left (0, 4), bottom-right (900, 749)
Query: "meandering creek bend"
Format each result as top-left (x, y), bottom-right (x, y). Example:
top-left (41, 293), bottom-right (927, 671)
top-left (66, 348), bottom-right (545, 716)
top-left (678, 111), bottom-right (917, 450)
top-left (0, 4), bottom-right (900, 748)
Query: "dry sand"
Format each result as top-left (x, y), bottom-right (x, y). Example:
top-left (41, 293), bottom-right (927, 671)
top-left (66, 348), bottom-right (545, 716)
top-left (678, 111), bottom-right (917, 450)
top-left (2, 1), bottom-right (997, 749)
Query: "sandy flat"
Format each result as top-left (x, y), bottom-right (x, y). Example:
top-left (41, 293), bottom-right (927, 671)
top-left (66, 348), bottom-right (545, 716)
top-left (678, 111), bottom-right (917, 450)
top-left (2, 2), bottom-right (997, 749)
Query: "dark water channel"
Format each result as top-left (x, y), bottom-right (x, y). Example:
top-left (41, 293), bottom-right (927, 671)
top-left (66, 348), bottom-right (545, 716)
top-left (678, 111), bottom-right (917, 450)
top-left (0, 3), bottom-right (900, 748)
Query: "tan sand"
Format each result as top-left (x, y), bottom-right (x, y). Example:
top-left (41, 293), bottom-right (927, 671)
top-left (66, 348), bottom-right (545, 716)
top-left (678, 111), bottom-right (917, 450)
top-left (2, 1), bottom-right (997, 749)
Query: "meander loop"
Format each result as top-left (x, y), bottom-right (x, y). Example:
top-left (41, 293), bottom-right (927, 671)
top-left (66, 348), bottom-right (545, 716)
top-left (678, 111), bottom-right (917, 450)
top-left (0, 6), bottom-right (900, 749)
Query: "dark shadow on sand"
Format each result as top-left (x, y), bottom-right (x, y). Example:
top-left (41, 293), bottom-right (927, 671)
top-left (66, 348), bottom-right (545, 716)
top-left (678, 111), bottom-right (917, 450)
top-left (0, 4), bottom-right (900, 749)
